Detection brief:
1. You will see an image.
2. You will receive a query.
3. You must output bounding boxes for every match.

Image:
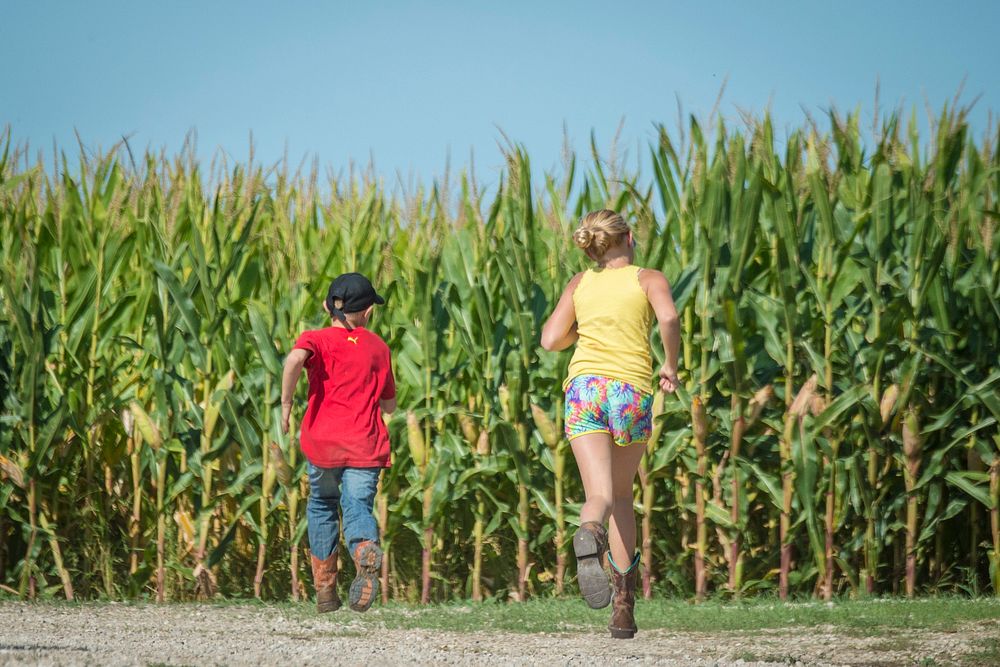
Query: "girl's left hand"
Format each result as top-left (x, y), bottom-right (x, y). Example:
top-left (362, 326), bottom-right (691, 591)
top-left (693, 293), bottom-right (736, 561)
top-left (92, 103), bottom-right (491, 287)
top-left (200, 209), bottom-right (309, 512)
top-left (659, 364), bottom-right (680, 393)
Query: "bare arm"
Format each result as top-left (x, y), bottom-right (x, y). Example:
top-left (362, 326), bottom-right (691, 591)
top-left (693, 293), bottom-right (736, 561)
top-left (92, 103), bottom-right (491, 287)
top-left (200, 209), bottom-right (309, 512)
top-left (380, 397), bottom-right (397, 415)
top-left (641, 270), bottom-right (681, 393)
top-left (540, 272), bottom-right (585, 351)
top-left (281, 348), bottom-right (312, 434)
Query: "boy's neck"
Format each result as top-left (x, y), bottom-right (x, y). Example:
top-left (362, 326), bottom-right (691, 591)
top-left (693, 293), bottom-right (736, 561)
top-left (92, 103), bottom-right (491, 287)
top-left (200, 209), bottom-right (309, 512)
top-left (330, 319), bottom-right (366, 330)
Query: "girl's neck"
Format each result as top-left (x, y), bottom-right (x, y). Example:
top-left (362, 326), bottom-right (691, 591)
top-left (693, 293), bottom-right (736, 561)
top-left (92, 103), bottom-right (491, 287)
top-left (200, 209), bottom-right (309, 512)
top-left (597, 249), bottom-right (633, 269)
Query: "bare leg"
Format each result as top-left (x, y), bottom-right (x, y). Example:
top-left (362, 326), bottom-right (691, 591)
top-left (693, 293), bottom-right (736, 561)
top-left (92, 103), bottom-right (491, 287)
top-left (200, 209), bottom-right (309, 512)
top-left (571, 432), bottom-right (615, 608)
top-left (571, 433), bottom-right (614, 524)
top-left (608, 441), bottom-right (646, 570)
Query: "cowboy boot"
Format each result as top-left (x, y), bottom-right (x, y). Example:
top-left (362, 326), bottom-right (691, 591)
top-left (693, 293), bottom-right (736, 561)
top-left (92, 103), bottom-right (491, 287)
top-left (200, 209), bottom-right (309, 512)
top-left (310, 550), bottom-right (341, 613)
top-left (573, 521), bottom-right (611, 609)
top-left (608, 551), bottom-right (640, 639)
top-left (349, 540), bottom-right (383, 612)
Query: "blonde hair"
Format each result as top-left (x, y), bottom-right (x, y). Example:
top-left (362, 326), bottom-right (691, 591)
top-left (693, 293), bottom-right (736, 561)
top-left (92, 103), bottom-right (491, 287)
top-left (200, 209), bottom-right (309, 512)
top-left (572, 209), bottom-right (630, 259)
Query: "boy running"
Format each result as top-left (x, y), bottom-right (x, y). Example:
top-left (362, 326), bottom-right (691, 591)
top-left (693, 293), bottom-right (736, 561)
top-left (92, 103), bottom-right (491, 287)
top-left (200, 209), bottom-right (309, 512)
top-left (281, 272), bottom-right (397, 613)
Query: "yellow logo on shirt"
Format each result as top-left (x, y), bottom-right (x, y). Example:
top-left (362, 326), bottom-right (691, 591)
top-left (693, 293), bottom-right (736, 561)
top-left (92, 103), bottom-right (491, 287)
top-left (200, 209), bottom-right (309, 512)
top-left (347, 336), bottom-right (359, 345)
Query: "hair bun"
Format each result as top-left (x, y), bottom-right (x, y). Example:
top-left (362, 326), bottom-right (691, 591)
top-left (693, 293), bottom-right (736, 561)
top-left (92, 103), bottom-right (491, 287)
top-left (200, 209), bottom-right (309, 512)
top-left (573, 227), bottom-right (594, 249)
top-left (574, 210), bottom-right (629, 259)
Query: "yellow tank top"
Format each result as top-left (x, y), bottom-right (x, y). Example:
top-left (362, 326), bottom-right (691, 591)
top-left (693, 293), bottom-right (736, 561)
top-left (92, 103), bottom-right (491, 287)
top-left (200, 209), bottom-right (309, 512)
top-left (564, 265), bottom-right (654, 394)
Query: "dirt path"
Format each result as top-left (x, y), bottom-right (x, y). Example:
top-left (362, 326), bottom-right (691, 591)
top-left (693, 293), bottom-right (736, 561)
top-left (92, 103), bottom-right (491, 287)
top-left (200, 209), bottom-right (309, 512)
top-left (0, 602), bottom-right (995, 666)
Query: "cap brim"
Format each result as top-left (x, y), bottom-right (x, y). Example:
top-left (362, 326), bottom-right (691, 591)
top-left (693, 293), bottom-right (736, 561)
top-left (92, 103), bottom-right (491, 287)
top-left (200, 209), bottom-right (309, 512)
top-left (373, 293), bottom-right (386, 305)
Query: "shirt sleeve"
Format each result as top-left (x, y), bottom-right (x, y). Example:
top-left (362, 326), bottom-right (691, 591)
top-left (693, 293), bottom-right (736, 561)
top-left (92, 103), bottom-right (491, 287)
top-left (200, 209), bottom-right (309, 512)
top-left (292, 331), bottom-right (319, 366)
top-left (381, 356), bottom-right (397, 400)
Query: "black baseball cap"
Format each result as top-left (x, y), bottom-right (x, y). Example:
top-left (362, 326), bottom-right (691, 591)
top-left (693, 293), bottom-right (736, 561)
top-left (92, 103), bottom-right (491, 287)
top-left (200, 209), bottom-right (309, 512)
top-left (325, 273), bottom-right (385, 317)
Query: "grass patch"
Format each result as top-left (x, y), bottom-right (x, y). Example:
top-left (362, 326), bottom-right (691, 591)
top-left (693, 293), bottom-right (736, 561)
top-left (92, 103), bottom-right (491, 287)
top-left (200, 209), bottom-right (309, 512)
top-left (963, 637), bottom-right (1000, 666)
top-left (282, 596), bottom-right (1000, 635)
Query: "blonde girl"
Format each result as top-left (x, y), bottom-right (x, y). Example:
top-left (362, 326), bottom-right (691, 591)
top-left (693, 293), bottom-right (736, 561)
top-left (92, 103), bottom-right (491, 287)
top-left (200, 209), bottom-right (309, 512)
top-left (541, 209), bottom-right (680, 639)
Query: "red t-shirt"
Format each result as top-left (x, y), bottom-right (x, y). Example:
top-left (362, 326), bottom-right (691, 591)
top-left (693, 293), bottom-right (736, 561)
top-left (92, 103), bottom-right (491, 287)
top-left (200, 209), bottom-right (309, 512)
top-left (293, 326), bottom-right (396, 468)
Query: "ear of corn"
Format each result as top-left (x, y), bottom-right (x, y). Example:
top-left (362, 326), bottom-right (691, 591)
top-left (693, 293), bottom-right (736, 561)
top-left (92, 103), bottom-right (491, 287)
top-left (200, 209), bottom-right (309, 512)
top-left (406, 411), bottom-right (426, 470)
top-left (475, 430), bottom-right (490, 456)
top-left (648, 391), bottom-right (667, 443)
top-left (458, 414), bottom-right (479, 447)
top-left (530, 404), bottom-right (560, 449)
top-left (902, 409), bottom-right (924, 597)
top-left (903, 410), bottom-right (923, 480)
top-left (203, 370), bottom-right (235, 442)
top-left (746, 385), bottom-right (773, 427)
top-left (788, 375), bottom-right (818, 419)
top-left (269, 442), bottom-right (292, 488)
top-left (174, 510), bottom-right (196, 552)
top-left (498, 385), bottom-right (513, 422)
top-left (129, 402), bottom-right (163, 450)
top-left (691, 396), bottom-right (708, 446)
top-left (880, 384), bottom-right (900, 427)
top-left (0, 454), bottom-right (25, 489)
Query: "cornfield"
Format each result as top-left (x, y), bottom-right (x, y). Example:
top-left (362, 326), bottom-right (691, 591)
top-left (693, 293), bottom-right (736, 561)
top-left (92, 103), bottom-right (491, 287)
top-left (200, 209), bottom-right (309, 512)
top-left (1, 104), bottom-right (998, 604)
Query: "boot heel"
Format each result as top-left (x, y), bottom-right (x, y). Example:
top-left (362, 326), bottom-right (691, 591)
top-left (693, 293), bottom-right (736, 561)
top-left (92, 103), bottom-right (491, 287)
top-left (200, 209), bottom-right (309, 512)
top-left (349, 541), bottom-right (382, 612)
top-left (574, 522), bottom-right (611, 609)
top-left (572, 524), bottom-right (599, 559)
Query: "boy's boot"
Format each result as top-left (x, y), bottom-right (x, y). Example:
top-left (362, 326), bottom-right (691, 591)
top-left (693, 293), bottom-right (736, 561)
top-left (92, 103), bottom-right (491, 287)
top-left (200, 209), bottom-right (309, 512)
top-left (310, 550), bottom-right (341, 613)
top-left (608, 551), bottom-right (640, 639)
top-left (349, 540), bottom-right (383, 612)
top-left (573, 521), bottom-right (611, 609)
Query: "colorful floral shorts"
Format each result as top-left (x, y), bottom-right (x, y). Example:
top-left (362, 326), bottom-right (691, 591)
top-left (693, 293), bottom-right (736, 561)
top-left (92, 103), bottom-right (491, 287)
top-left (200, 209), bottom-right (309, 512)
top-left (564, 374), bottom-right (653, 447)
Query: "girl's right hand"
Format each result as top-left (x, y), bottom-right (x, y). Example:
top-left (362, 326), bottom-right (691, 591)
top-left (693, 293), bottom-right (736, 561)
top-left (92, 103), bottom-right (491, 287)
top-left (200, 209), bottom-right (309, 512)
top-left (659, 363), bottom-right (680, 394)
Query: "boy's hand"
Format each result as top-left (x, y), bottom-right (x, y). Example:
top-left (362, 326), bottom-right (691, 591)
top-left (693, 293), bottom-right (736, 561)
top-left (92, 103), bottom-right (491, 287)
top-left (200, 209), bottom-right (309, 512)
top-left (281, 403), bottom-right (292, 435)
top-left (281, 349), bottom-right (310, 435)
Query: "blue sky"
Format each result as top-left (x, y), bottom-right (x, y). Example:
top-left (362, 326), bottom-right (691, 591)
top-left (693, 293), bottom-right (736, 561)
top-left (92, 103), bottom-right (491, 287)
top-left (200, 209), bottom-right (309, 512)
top-left (2, 1), bottom-right (997, 189)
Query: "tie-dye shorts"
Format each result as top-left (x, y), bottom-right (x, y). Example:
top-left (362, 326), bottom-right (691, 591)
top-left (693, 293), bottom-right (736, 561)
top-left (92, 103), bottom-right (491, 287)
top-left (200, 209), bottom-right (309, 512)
top-left (564, 374), bottom-right (653, 447)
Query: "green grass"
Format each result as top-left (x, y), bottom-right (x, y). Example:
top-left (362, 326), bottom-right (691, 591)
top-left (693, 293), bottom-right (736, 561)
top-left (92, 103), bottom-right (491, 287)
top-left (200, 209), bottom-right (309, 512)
top-left (281, 597), bottom-right (1000, 635)
top-left (964, 637), bottom-right (1000, 666)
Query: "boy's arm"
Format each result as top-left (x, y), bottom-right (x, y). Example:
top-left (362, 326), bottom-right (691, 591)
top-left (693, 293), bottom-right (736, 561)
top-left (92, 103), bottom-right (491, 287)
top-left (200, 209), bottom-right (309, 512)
top-left (281, 348), bottom-right (312, 434)
top-left (379, 354), bottom-right (397, 415)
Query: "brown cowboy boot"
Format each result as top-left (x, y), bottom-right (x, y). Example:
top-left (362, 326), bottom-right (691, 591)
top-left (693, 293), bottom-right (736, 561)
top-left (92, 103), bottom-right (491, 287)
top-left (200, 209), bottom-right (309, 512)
top-left (348, 540), bottom-right (383, 612)
top-left (573, 521), bottom-right (611, 609)
top-left (310, 550), bottom-right (341, 613)
top-left (608, 552), bottom-right (639, 639)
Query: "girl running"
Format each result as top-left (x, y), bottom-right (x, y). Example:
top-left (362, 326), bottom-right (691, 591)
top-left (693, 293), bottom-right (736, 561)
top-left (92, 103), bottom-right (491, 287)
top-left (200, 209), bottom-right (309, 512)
top-left (541, 209), bottom-right (680, 639)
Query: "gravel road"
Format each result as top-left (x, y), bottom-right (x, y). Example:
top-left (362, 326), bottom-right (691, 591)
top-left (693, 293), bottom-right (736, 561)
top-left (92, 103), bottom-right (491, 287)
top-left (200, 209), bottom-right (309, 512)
top-left (1, 602), bottom-right (996, 666)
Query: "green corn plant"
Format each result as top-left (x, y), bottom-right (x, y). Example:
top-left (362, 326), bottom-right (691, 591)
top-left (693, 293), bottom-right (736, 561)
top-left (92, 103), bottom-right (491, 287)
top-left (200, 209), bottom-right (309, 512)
top-left (1, 106), bottom-right (998, 602)
top-left (129, 401), bottom-right (167, 600)
top-left (404, 410), bottom-right (433, 602)
top-left (689, 395), bottom-right (708, 600)
top-left (246, 304), bottom-right (282, 598)
top-left (0, 179), bottom-right (74, 600)
top-left (637, 390), bottom-right (687, 598)
top-left (457, 409), bottom-right (487, 601)
top-left (530, 403), bottom-right (565, 594)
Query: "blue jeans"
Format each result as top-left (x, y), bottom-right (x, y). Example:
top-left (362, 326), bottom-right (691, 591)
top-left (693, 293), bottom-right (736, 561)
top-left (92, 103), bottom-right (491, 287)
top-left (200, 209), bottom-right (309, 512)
top-left (306, 464), bottom-right (381, 560)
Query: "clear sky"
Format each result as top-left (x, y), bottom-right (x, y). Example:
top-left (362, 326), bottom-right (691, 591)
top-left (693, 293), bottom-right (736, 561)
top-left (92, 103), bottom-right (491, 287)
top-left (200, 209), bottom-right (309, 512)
top-left (2, 1), bottom-right (997, 189)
